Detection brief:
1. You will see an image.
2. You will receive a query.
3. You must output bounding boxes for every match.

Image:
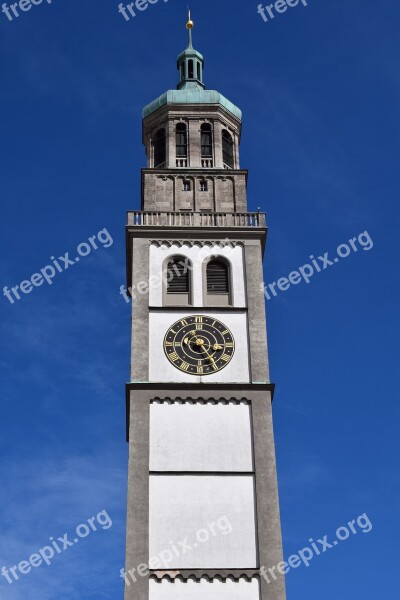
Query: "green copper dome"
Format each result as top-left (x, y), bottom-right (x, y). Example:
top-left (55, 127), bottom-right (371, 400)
top-left (142, 89), bottom-right (242, 121)
top-left (142, 14), bottom-right (242, 122)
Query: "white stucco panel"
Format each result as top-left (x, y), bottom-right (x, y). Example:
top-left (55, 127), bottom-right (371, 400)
top-left (149, 243), bottom-right (246, 307)
top-left (150, 402), bottom-right (254, 472)
top-left (149, 475), bottom-right (258, 569)
top-left (149, 310), bottom-right (250, 383)
top-left (150, 578), bottom-right (261, 600)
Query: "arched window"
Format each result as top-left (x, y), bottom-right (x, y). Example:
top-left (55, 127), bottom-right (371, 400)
top-left (222, 130), bottom-right (234, 168)
top-left (197, 62), bottom-right (201, 81)
top-left (176, 123), bottom-right (188, 158)
top-left (206, 258), bottom-right (230, 295)
top-left (165, 256), bottom-right (192, 305)
top-left (154, 129), bottom-right (166, 168)
top-left (201, 124), bottom-right (213, 157)
top-left (188, 59), bottom-right (194, 79)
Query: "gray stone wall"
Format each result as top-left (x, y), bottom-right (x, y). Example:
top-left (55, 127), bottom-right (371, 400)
top-left (142, 170), bottom-right (248, 212)
top-left (130, 238), bottom-right (150, 382)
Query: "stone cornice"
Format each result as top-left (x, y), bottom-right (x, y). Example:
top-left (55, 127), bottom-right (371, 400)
top-left (149, 240), bottom-right (243, 249)
top-left (150, 397), bottom-right (250, 405)
top-left (150, 571), bottom-right (261, 582)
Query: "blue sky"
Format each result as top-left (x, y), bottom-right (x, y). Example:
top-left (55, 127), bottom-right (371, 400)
top-left (0, 0), bottom-right (399, 598)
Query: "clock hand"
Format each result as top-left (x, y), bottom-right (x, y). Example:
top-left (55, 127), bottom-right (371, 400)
top-left (196, 339), bottom-right (216, 363)
top-left (213, 343), bottom-right (223, 351)
top-left (184, 331), bottom-right (199, 345)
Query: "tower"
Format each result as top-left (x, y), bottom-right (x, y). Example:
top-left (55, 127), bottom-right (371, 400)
top-left (124, 13), bottom-right (286, 600)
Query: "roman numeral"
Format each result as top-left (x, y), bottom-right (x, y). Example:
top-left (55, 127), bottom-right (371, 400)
top-left (221, 354), bottom-right (231, 362)
top-left (197, 367), bottom-right (204, 374)
top-left (180, 362), bottom-right (190, 371)
top-left (169, 352), bottom-right (179, 362)
top-left (195, 317), bottom-right (203, 324)
top-left (222, 330), bottom-right (229, 335)
top-left (165, 342), bottom-right (173, 347)
top-left (226, 343), bottom-right (234, 348)
top-left (180, 319), bottom-right (188, 327)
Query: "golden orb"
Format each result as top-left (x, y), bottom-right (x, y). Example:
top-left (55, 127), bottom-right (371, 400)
top-left (186, 18), bottom-right (194, 30)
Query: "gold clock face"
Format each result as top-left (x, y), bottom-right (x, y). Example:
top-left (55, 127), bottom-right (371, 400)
top-left (163, 315), bottom-right (235, 375)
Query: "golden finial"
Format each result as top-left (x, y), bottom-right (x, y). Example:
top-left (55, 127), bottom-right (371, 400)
top-left (186, 7), bottom-right (194, 30)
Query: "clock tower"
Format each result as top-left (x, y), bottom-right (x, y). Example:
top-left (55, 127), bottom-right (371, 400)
top-left (124, 13), bottom-right (287, 600)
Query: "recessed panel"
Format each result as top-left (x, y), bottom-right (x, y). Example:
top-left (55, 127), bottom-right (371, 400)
top-left (150, 578), bottom-right (261, 600)
top-left (149, 310), bottom-right (250, 383)
top-left (149, 475), bottom-right (258, 569)
top-left (149, 243), bottom-right (246, 308)
top-left (150, 402), bottom-right (253, 472)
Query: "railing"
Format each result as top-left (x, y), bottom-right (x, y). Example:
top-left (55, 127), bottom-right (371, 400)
top-left (127, 211), bottom-right (266, 228)
top-left (201, 158), bottom-right (213, 168)
top-left (176, 158), bottom-right (188, 168)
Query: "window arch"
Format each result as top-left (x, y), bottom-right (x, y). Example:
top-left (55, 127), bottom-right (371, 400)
top-left (201, 124), bottom-right (213, 158)
top-left (176, 123), bottom-right (188, 158)
top-left (164, 255), bottom-right (192, 306)
top-left (154, 128), bottom-right (166, 168)
top-left (222, 130), bottom-right (234, 168)
top-left (199, 179), bottom-right (208, 192)
top-left (204, 257), bottom-right (232, 306)
top-left (188, 59), bottom-right (194, 79)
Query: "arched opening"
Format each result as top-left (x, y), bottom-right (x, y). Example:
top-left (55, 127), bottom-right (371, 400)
top-left (176, 123), bottom-right (188, 158)
top-left (154, 128), bottom-right (166, 168)
top-left (204, 257), bottom-right (231, 306)
top-left (164, 256), bottom-right (192, 306)
top-left (201, 124), bottom-right (213, 158)
top-left (188, 59), bottom-right (194, 79)
top-left (222, 130), bottom-right (234, 168)
top-left (197, 62), bottom-right (201, 81)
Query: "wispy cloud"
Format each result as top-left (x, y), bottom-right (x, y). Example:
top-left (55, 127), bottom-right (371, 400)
top-left (0, 452), bottom-right (126, 600)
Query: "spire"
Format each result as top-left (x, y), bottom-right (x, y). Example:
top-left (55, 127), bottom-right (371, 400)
top-left (186, 8), bottom-right (194, 49)
top-left (177, 8), bottom-right (205, 91)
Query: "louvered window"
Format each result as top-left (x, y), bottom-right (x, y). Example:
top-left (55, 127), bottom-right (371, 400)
top-left (207, 259), bottom-right (229, 294)
top-left (167, 258), bottom-right (190, 294)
